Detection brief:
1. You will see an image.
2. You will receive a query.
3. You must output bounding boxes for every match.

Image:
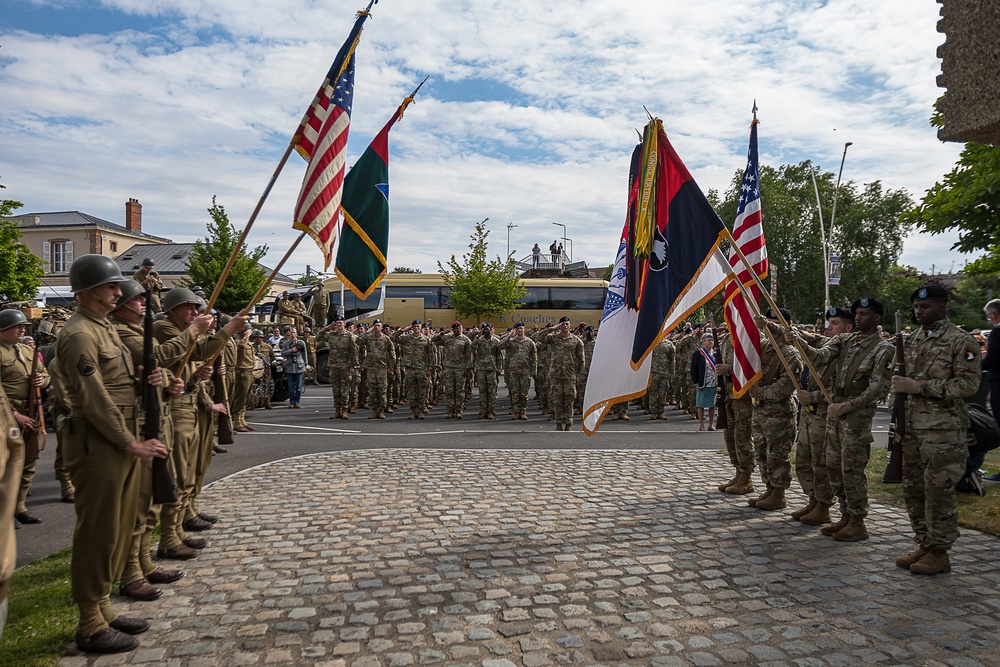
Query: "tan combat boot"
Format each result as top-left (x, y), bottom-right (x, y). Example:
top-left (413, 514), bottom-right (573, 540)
top-left (895, 545), bottom-right (930, 569)
top-left (832, 515), bottom-right (868, 542)
top-left (725, 474), bottom-right (755, 495)
top-left (790, 498), bottom-right (818, 520)
top-left (747, 485), bottom-right (773, 507)
top-left (754, 487), bottom-right (787, 511)
top-left (909, 547), bottom-right (951, 575)
top-left (799, 502), bottom-right (832, 526)
top-left (820, 514), bottom-right (849, 536)
top-left (718, 474), bottom-right (739, 493)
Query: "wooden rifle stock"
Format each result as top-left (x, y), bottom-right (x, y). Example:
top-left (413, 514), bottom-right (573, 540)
top-left (24, 344), bottom-right (47, 461)
top-left (144, 288), bottom-right (178, 505)
top-left (213, 325), bottom-right (234, 446)
top-left (883, 310), bottom-right (906, 484)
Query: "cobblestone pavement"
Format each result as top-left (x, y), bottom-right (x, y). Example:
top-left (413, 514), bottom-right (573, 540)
top-left (60, 449), bottom-right (1000, 667)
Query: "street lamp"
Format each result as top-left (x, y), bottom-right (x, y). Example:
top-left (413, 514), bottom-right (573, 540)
top-left (506, 222), bottom-right (518, 261)
top-left (551, 222), bottom-right (571, 266)
top-left (811, 142), bottom-right (852, 315)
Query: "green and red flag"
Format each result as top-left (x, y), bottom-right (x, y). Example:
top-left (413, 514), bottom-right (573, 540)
top-left (335, 81), bottom-right (424, 299)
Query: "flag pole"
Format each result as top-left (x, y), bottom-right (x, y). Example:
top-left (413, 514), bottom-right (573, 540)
top-left (722, 227), bottom-right (833, 403)
top-left (727, 272), bottom-right (801, 396)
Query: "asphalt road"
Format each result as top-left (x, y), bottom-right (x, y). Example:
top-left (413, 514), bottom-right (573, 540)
top-left (13, 385), bottom-right (892, 568)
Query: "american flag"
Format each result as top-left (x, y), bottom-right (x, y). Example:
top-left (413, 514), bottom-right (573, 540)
top-left (292, 10), bottom-right (369, 270)
top-left (723, 119), bottom-right (767, 397)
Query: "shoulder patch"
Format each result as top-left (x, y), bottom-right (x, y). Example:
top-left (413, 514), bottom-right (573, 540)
top-left (77, 354), bottom-right (96, 376)
top-left (966, 347), bottom-right (978, 362)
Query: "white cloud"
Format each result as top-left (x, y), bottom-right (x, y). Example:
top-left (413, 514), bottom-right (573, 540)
top-left (0, 0), bottom-right (977, 283)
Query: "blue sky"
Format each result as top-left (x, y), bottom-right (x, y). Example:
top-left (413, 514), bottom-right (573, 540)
top-left (0, 0), bottom-right (975, 283)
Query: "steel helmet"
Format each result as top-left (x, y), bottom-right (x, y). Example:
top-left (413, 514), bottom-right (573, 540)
top-left (69, 254), bottom-right (128, 294)
top-left (161, 287), bottom-right (201, 312)
top-left (0, 309), bottom-right (30, 331)
top-left (112, 280), bottom-right (146, 311)
top-left (142, 257), bottom-right (155, 268)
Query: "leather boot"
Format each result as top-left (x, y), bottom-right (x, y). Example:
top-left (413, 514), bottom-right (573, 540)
top-left (832, 515), bottom-right (868, 542)
top-left (821, 513), bottom-right (849, 536)
top-left (747, 485), bottom-right (773, 507)
top-left (790, 497), bottom-right (818, 520)
top-left (895, 545), bottom-right (930, 569)
top-left (76, 628), bottom-right (139, 654)
top-left (725, 473), bottom-right (755, 495)
top-left (754, 487), bottom-right (786, 511)
top-left (799, 502), bottom-right (832, 526)
top-left (555, 423), bottom-right (564, 431)
top-left (718, 474), bottom-right (739, 493)
top-left (120, 578), bottom-right (162, 601)
top-left (909, 547), bottom-right (951, 575)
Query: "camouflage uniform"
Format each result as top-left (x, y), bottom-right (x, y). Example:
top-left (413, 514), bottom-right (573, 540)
top-left (432, 331), bottom-right (473, 418)
top-left (532, 329), bottom-right (552, 415)
top-left (392, 328), bottom-right (434, 418)
top-left (501, 333), bottom-right (537, 419)
top-left (358, 330), bottom-right (395, 417)
top-left (792, 330), bottom-right (838, 509)
top-left (473, 333), bottom-right (502, 418)
top-left (751, 337), bottom-right (801, 494)
top-left (718, 335), bottom-right (754, 482)
top-left (804, 330), bottom-right (893, 518)
top-left (901, 319), bottom-right (980, 550)
top-left (576, 334), bottom-right (596, 414)
top-left (325, 330), bottom-right (358, 418)
top-left (648, 338), bottom-right (675, 419)
top-left (543, 331), bottom-right (585, 429)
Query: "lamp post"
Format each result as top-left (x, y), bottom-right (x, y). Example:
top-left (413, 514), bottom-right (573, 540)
top-left (507, 222), bottom-right (518, 276)
top-left (812, 142), bottom-right (852, 314)
top-left (552, 222), bottom-right (570, 267)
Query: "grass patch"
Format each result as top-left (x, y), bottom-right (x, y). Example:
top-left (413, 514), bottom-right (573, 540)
top-left (867, 446), bottom-right (1000, 537)
top-left (0, 547), bottom-right (75, 667)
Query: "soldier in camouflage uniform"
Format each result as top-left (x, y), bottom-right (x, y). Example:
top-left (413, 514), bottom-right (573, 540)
top-left (433, 321), bottom-right (473, 419)
top-left (473, 323), bottom-right (502, 419)
top-left (358, 321), bottom-right (395, 419)
top-left (392, 320), bottom-right (434, 419)
top-left (541, 317), bottom-right (585, 431)
top-left (747, 311), bottom-right (801, 511)
top-left (715, 332), bottom-right (756, 495)
top-left (501, 323), bottom-right (537, 419)
top-left (891, 285), bottom-right (981, 575)
top-left (532, 325), bottom-right (554, 417)
top-left (793, 299), bottom-right (894, 540)
top-left (648, 336), bottom-right (675, 419)
top-left (575, 327), bottom-right (596, 415)
top-left (324, 316), bottom-right (358, 419)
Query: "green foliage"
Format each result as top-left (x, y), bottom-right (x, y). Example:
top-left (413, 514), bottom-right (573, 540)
top-left (392, 266), bottom-right (422, 274)
top-left (947, 272), bottom-right (1000, 330)
top-left (903, 142), bottom-right (1000, 275)
top-left (184, 197), bottom-right (268, 314)
top-left (600, 264), bottom-right (613, 281)
top-left (0, 547), bottom-right (76, 667)
top-left (716, 161), bottom-right (912, 324)
top-left (438, 218), bottom-right (526, 324)
top-left (0, 185), bottom-right (45, 303)
top-left (874, 265), bottom-right (927, 332)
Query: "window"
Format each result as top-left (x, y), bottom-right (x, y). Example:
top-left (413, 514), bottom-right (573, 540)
top-left (109, 241), bottom-right (119, 252)
top-left (43, 240), bottom-right (74, 273)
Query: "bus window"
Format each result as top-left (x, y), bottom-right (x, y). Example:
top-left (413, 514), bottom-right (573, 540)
top-left (550, 287), bottom-right (606, 310)
top-left (516, 286), bottom-right (550, 309)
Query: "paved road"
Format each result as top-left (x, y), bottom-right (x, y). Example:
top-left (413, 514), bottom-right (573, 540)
top-left (17, 386), bottom-right (750, 567)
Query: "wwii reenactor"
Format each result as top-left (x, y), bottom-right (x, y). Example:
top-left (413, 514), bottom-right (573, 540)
top-left (542, 316), bottom-right (586, 431)
top-left (232, 325), bottom-right (256, 432)
top-left (0, 309), bottom-right (49, 525)
top-left (433, 321), bottom-right (473, 419)
top-left (308, 278), bottom-right (329, 328)
top-left (473, 323), bottom-right (502, 419)
top-left (891, 285), bottom-right (981, 575)
top-left (747, 310), bottom-right (802, 511)
top-left (131, 258), bottom-right (163, 312)
top-left (0, 374), bottom-right (24, 637)
top-left (325, 317), bottom-right (358, 419)
top-left (56, 254), bottom-right (170, 653)
top-left (250, 329), bottom-right (274, 410)
top-left (792, 299), bottom-right (894, 540)
top-left (392, 320), bottom-right (434, 420)
top-left (358, 320), bottom-right (395, 419)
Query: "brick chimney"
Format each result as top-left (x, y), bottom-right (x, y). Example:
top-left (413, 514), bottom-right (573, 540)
top-left (125, 198), bottom-right (142, 233)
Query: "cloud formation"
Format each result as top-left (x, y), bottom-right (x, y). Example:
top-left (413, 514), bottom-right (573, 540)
top-left (0, 0), bottom-right (975, 280)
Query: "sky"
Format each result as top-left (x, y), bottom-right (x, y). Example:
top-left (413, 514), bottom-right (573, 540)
top-left (0, 0), bottom-right (977, 283)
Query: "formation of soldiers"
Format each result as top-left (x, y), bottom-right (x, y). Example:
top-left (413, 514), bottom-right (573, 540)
top-left (0, 256), bottom-right (985, 649)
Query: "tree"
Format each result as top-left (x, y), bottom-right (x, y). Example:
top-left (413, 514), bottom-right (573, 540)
top-left (438, 218), bottom-right (526, 324)
top-left (184, 197), bottom-right (268, 314)
top-left (874, 265), bottom-right (927, 333)
top-left (392, 266), bottom-right (422, 274)
top-left (0, 184), bottom-right (45, 303)
top-left (600, 264), bottom-right (613, 281)
top-left (716, 161), bottom-right (913, 324)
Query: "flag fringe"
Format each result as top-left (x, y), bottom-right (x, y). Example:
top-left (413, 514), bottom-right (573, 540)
top-left (293, 220), bottom-right (334, 270)
top-left (582, 386), bottom-right (651, 436)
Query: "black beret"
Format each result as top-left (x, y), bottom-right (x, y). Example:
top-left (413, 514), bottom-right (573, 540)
top-left (333, 315), bottom-right (345, 321)
top-left (766, 308), bottom-right (793, 322)
top-left (372, 318), bottom-right (381, 324)
top-left (412, 319), bottom-right (421, 325)
top-left (826, 307), bottom-right (854, 321)
top-left (559, 315), bottom-right (570, 323)
top-left (851, 297), bottom-right (884, 315)
top-left (513, 322), bottom-right (524, 328)
top-left (910, 284), bottom-right (948, 303)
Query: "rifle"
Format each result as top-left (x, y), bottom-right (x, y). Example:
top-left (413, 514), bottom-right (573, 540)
top-left (710, 320), bottom-right (729, 430)
top-left (24, 342), bottom-right (47, 460)
top-left (883, 310), bottom-right (905, 484)
top-left (213, 320), bottom-right (235, 446)
top-left (144, 288), bottom-right (178, 505)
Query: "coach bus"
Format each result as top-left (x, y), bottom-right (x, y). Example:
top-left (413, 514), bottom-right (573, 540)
top-left (268, 272), bottom-right (608, 329)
